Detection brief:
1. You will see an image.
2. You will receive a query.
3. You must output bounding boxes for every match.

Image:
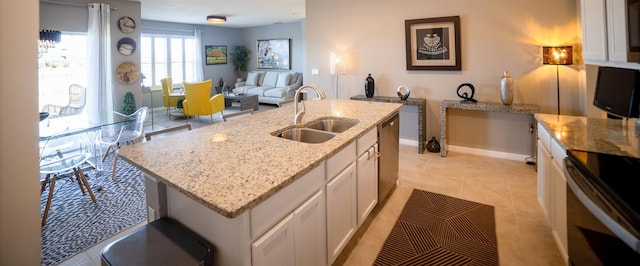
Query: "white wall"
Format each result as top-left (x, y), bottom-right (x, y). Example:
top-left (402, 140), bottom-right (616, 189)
top-left (0, 0), bottom-right (42, 264)
top-left (305, 0), bottom-right (582, 156)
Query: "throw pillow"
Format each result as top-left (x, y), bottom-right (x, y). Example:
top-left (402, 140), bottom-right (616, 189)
top-left (262, 72), bottom-right (279, 87)
top-left (246, 72), bottom-right (259, 86)
top-left (275, 72), bottom-right (291, 88)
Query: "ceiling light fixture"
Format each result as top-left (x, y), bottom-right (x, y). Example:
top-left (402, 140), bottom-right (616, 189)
top-left (207, 15), bottom-right (227, 24)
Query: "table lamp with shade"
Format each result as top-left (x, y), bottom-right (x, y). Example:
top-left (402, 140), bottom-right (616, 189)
top-left (542, 46), bottom-right (573, 115)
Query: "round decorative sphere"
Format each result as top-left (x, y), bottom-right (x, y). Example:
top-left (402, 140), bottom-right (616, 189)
top-left (397, 85), bottom-right (410, 100)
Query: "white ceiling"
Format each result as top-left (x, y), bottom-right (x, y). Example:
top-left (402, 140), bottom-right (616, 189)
top-left (141, 0), bottom-right (305, 28)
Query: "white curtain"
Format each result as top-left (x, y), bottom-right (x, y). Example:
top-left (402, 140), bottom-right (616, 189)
top-left (194, 29), bottom-right (204, 81)
top-left (87, 3), bottom-right (113, 123)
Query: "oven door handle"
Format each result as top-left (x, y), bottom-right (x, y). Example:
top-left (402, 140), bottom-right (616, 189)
top-left (565, 168), bottom-right (640, 253)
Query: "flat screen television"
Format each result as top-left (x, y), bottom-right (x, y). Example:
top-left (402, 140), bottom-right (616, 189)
top-left (593, 66), bottom-right (640, 118)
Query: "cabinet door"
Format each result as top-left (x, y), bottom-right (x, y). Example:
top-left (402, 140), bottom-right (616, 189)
top-left (252, 214), bottom-right (295, 266)
top-left (326, 163), bottom-right (357, 264)
top-left (581, 0), bottom-right (608, 62)
top-left (294, 190), bottom-right (326, 266)
top-left (606, 0), bottom-right (628, 62)
top-left (551, 159), bottom-right (568, 263)
top-left (537, 139), bottom-right (552, 222)
top-left (357, 145), bottom-right (378, 226)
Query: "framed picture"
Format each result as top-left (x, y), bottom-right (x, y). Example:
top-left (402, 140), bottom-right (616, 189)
top-left (118, 16), bottom-right (136, 33)
top-left (405, 16), bottom-right (461, 71)
top-left (117, 37), bottom-right (136, 56)
top-left (256, 39), bottom-right (291, 69)
top-left (205, 45), bottom-right (227, 65)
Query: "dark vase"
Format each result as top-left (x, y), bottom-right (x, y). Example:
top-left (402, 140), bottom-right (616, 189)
top-left (219, 78), bottom-right (224, 88)
top-left (365, 74), bottom-right (375, 98)
top-left (426, 137), bottom-right (440, 153)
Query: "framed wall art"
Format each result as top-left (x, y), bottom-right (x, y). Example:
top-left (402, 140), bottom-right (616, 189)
top-left (256, 39), bottom-right (291, 69)
top-left (118, 16), bottom-right (136, 33)
top-left (405, 16), bottom-right (461, 71)
top-left (205, 45), bottom-right (227, 65)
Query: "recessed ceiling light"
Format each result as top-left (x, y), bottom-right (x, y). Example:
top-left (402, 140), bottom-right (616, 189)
top-left (207, 15), bottom-right (227, 24)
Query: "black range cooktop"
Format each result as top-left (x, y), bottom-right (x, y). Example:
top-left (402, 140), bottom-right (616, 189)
top-left (566, 150), bottom-right (640, 230)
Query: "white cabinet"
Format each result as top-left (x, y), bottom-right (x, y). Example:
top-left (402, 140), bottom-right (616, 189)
top-left (550, 157), bottom-right (568, 262)
top-left (252, 190), bottom-right (326, 266)
top-left (581, 0), bottom-right (630, 64)
top-left (326, 163), bottom-right (357, 264)
top-left (357, 144), bottom-right (378, 226)
top-left (251, 213), bottom-right (295, 266)
top-left (536, 123), bottom-right (569, 265)
top-left (581, 0), bottom-right (608, 62)
top-left (537, 139), bottom-right (552, 219)
top-left (356, 128), bottom-right (378, 226)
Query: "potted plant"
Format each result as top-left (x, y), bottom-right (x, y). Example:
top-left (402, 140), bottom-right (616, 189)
top-left (231, 45), bottom-right (249, 82)
top-left (121, 91), bottom-right (137, 115)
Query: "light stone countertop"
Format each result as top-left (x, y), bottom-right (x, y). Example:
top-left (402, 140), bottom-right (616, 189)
top-left (535, 113), bottom-right (640, 158)
top-left (117, 99), bottom-right (402, 218)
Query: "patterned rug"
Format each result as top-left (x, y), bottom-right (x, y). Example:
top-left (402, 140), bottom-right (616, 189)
top-left (374, 189), bottom-right (498, 265)
top-left (40, 154), bottom-right (146, 266)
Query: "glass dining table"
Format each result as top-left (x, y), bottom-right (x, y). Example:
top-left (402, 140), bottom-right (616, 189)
top-left (39, 114), bottom-right (132, 172)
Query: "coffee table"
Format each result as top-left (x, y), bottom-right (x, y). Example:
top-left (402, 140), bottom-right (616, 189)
top-left (224, 93), bottom-right (259, 111)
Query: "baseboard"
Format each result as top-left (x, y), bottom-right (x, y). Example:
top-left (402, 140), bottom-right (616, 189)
top-left (448, 145), bottom-right (529, 162)
top-left (399, 138), bottom-right (420, 147)
top-left (399, 138), bottom-right (529, 162)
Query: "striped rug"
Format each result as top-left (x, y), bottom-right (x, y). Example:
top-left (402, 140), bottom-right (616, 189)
top-left (374, 189), bottom-right (498, 265)
top-left (40, 154), bottom-right (146, 266)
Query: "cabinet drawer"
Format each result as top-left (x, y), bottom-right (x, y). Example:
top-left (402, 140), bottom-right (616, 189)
top-left (357, 127), bottom-right (377, 155)
top-left (327, 142), bottom-right (356, 181)
top-left (251, 162), bottom-right (325, 239)
top-left (537, 123), bottom-right (551, 149)
top-left (550, 138), bottom-right (566, 167)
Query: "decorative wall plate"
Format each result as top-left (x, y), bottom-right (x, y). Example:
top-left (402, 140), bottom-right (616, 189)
top-left (117, 38), bottom-right (136, 56)
top-left (115, 61), bottom-right (140, 84)
top-left (118, 16), bottom-right (136, 33)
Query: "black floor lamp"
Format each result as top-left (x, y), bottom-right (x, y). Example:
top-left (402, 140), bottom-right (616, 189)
top-left (542, 46), bottom-right (573, 115)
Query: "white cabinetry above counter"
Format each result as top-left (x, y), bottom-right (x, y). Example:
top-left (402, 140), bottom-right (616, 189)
top-left (581, 0), bottom-right (640, 68)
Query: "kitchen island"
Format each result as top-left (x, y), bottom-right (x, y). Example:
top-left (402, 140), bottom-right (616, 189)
top-left (117, 99), bottom-right (402, 265)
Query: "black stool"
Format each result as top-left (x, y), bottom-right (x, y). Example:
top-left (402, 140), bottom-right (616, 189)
top-left (101, 217), bottom-right (214, 265)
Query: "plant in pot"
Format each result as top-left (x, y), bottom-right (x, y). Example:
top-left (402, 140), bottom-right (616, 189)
top-left (121, 91), bottom-right (137, 115)
top-left (231, 45), bottom-right (249, 83)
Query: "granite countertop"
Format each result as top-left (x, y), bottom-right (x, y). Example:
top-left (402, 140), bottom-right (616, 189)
top-left (117, 99), bottom-right (402, 218)
top-left (535, 113), bottom-right (640, 158)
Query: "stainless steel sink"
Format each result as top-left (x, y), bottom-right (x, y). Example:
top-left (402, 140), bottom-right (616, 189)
top-left (305, 118), bottom-right (359, 133)
top-left (274, 128), bottom-right (336, 143)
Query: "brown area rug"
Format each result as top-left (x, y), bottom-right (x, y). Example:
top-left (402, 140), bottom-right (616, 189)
top-left (374, 189), bottom-right (498, 265)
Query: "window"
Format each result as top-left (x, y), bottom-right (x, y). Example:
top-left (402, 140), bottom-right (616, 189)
top-left (38, 33), bottom-right (88, 112)
top-left (141, 34), bottom-right (196, 87)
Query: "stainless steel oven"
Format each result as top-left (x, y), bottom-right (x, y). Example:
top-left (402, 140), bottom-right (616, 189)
top-left (564, 150), bottom-right (640, 265)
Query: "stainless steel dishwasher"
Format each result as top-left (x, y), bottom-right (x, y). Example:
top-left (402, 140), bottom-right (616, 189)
top-left (378, 113), bottom-right (399, 202)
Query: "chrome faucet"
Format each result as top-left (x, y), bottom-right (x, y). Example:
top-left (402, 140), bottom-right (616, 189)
top-left (294, 84), bottom-right (326, 125)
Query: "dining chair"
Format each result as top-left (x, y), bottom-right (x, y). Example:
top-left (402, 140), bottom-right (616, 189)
top-left (222, 109), bottom-right (254, 122)
top-left (100, 107), bottom-right (148, 181)
top-left (182, 80), bottom-right (225, 124)
top-left (161, 77), bottom-right (184, 115)
top-left (144, 123), bottom-right (192, 141)
top-left (42, 84), bottom-right (87, 117)
top-left (39, 130), bottom-right (97, 226)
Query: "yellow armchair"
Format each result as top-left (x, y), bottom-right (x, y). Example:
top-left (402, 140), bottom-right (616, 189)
top-left (161, 77), bottom-right (184, 115)
top-left (182, 80), bottom-right (225, 123)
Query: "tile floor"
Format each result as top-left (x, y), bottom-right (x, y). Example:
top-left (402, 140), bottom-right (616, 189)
top-left (56, 106), bottom-right (564, 266)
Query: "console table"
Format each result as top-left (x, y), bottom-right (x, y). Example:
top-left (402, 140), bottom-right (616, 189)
top-left (440, 100), bottom-right (541, 157)
top-left (350, 95), bottom-right (427, 153)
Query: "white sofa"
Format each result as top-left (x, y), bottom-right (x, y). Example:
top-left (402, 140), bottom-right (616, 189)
top-left (233, 71), bottom-right (302, 106)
